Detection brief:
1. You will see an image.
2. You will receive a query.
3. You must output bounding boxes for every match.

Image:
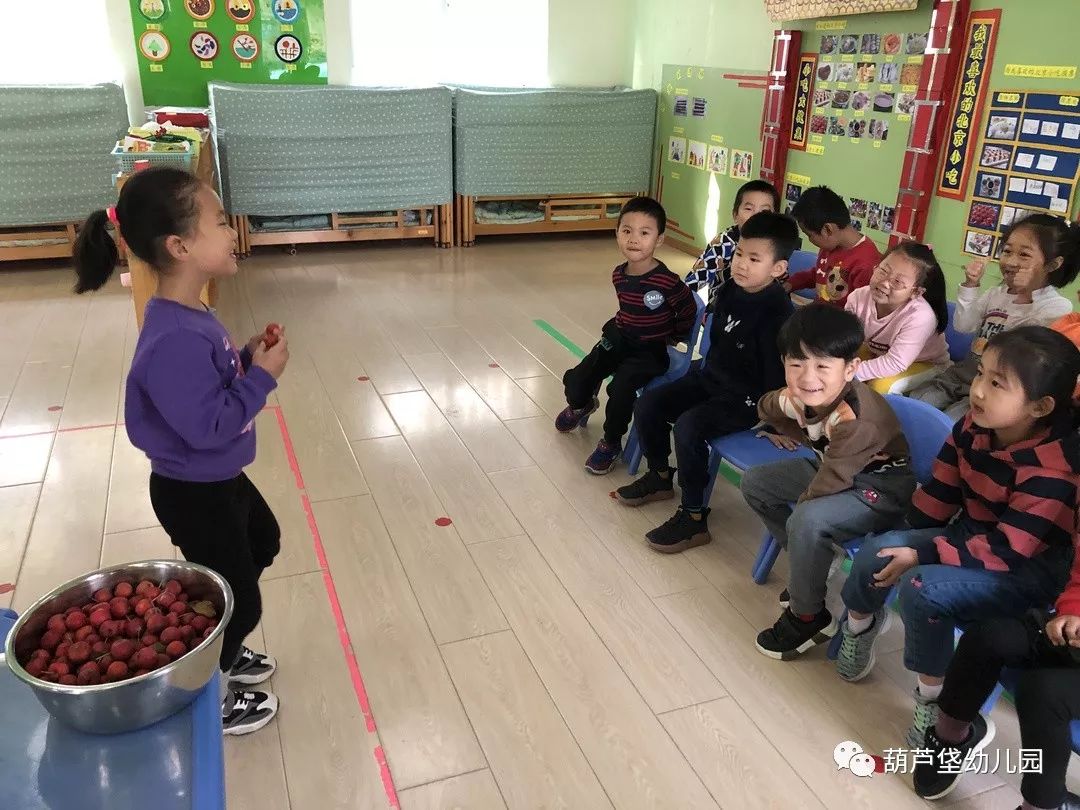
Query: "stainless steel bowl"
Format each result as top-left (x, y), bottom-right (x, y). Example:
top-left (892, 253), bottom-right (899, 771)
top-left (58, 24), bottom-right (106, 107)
top-left (4, 560), bottom-right (234, 734)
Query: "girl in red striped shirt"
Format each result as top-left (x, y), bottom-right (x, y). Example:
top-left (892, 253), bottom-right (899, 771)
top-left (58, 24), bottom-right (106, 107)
top-left (832, 326), bottom-right (1080, 749)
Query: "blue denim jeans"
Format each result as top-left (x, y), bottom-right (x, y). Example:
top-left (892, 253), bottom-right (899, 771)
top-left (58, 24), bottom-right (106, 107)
top-left (840, 522), bottom-right (1067, 677)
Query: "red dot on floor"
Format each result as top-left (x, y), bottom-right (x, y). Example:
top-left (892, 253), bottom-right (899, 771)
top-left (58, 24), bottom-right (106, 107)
top-left (434, 517), bottom-right (453, 527)
top-left (488, 362), bottom-right (499, 368)
top-left (357, 376), bottom-right (370, 382)
top-left (47, 405), bottom-right (63, 412)
top-left (0, 583), bottom-right (14, 595)
top-left (609, 491), bottom-right (617, 499)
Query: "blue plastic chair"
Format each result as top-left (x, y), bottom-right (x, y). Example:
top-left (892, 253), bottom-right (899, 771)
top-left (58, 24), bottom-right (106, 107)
top-left (944, 301), bottom-right (975, 362)
top-left (622, 293), bottom-right (708, 471)
top-left (788, 249), bottom-right (818, 301)
top-left (749, 394), bottom-right (953, 586)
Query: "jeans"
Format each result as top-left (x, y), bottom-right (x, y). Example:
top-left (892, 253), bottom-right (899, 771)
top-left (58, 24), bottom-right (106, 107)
top-left (740, 458), bottom-right (913, 616)
top-left (841, 522), bottom-right (1064, 677)
top-left (938, 616), bottom-right (1080, 809)
top-left (634, 371), bottom-right (758, 508)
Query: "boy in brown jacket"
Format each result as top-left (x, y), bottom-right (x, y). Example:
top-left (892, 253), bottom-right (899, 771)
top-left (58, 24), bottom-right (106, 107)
top-left (740, 304), bottom-right (915, 660)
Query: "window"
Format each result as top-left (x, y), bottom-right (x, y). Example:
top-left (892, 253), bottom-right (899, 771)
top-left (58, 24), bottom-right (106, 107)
top-left (350, 0), bottom-right (548, 88)
top-left (6, 0), bottom-right (121, 85)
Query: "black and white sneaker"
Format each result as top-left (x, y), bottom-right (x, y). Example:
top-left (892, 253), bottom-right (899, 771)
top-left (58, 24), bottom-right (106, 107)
top-left (222, 688), bottom-right (279, 735)
top-left (913, 713), bottom-right (996, 800)
top-left (229, 645), bottom-right (277, 685)
top-left (778, 588), bottom-right (790, 608)
top-left (755, 608), bottom-right (838, 660)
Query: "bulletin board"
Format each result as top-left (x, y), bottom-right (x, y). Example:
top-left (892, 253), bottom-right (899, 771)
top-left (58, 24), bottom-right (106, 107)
top-left (654, 65), bottom-right (767, 253)
top-left (129, 0), bottom-right (327, 107)
top-left (923, 0), bottom-right (1080, 290)
top-left (782, 2), bottom-right (934, 253)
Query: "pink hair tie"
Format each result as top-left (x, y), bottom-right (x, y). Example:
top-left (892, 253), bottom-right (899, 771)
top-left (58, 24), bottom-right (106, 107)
top-left (106, 206), bottom-right (119, 227)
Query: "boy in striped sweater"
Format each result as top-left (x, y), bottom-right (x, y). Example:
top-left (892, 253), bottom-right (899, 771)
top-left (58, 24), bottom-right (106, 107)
top-left (835, 326), bottom-right (1080, 749)
top-left (557, 197), bottom-right (698, 474)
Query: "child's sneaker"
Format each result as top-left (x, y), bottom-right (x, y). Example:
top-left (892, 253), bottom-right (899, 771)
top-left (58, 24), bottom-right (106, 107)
top-left (913, 713), bottom-right (995, 800)
top-left (222, 688), bottom-right (279, 735)
top-left (835, 608), bottom-right (892, 682)
top-left (556, 398), bottom-right (599, 432)
top-left (585, 439), bottom-right (620, 474)
top-left (778, 588), bottom-right (790, 607)
top-left (906, 688), bottom-right (941, 750)
top-left (615, 468), bottom-right (675, 505)
top-left (645, 507), bottom-right (712, 553)
top-left (229, 645), bottom-right (277, 685)
top-left (755, 608), bottom-right (838, 660)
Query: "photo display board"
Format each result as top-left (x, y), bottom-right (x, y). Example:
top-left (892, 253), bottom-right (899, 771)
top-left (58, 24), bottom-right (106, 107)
top-left (654, 65), bottom-right (766, 253)
top-left (130, 0), bottom-right (328, 107)
top-left (783, 2), bottom-right (934, 252)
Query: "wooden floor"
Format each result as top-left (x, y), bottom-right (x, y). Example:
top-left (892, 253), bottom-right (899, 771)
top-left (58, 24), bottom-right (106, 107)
top-left (2, 237), bottom-right (1077, 809)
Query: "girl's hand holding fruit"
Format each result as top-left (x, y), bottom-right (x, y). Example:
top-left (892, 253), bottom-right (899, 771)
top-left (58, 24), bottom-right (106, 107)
top-left (254, 330), bottom-right (289, 379)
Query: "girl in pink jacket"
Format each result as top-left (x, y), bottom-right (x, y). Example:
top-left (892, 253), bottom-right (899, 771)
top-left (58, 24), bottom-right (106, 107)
top-left (844, 241), bottom-right (950, 393)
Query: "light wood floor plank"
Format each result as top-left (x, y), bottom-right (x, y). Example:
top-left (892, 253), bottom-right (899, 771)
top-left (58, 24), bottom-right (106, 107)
top-left (0, 433), bottom-right (54, 487)
top-left (656, 587), bottom-right (925, 808)
top-left (12, 427), bottom-right (113, 612)
top-left (58, 293), bottom-right (126, 430)
top-left (0, 360), bottom-right (73, 437)
top-left (398, 770), bottom-right (506, 810)
top-left (352, 436), bottom-right (507, 644)
top-left (274, 356), bottom-right (369, 502)
top-left (403, 352), bottom-right (533, 473)
top-left (426, 326), bottom-right (542, 421)
top-left (25, 294), bottom-right (89, 365)
top-left (313, 495), bottom-right (486, 788)
top-left (99, 526), bottom-right (175, 567)
top-left (659, 697), bottom-right (824, 810)
top-left (489, 467), bottom-right (723, 714)
top-left (470, 537), bottom-right (718, 809)
top-left (0, 483), bottom-right (40, 600)
top-left (506, 416), bottom-right (711, 598)
top-left (382, 391), bottom-right (523, 543)
top-left (260, 572), bottom-right (389, 810)
top-left (104, 428), bottom-right (157, 534)
top-left (441, 631), bottom-right (612, 810)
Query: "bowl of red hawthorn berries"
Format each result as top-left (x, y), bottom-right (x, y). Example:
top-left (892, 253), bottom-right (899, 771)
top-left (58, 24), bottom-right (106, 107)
top-left (3, 560), bottom-right (233, 734)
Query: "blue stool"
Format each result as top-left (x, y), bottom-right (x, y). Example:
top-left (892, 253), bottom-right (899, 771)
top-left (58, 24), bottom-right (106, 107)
top-left (622, 294), bottom-right (708, 472)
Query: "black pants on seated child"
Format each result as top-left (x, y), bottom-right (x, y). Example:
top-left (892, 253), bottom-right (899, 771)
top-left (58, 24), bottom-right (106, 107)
top-left (634, 371), bottom-right (759, 508)
top-left (937, 616), bottom-right (1080, 809)
top-left (563, 318), bottom-right (669, 446)
top-left (149, 472), bottom-right (281, 672)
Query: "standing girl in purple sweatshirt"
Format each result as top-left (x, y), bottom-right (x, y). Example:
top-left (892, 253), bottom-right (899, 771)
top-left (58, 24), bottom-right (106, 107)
top-left (73, 167), bottom-right (289, 735)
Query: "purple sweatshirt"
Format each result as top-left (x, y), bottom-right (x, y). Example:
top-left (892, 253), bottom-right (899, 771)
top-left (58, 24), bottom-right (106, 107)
top-left (125, 298), bottom-right (277, 482)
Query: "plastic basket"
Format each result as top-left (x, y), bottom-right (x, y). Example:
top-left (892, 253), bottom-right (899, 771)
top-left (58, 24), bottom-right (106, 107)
top-left (111, 144), bottom-right (194, 173)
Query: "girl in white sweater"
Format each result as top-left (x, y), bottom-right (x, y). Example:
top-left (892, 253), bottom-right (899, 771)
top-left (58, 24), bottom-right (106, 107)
top-left (845, 241), bottom-right (950, 394)
top-left (911, 213), bottom-right (1079, 420)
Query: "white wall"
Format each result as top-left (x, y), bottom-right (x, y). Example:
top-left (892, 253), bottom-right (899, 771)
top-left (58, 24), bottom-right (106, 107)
top-left (632, 0), bottom-right (776, 89)
top-left (548, 0), bottom-right (634, 87)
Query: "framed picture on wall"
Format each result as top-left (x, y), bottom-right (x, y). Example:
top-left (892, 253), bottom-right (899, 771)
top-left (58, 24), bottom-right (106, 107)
top-left (706, 145), bottom-right (728, 174)
top-left (668, 136), bottom-right (686, 164)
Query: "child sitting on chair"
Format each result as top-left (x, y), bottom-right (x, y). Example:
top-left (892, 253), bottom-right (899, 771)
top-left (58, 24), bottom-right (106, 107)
top-left (835, 326), bottom-right (1080, 750)
top-left (910, 214), bottom-right (1078, 420)
top-left (684, 179), bottom-right (780, 308)
top-left (615, 211), bottom-right (797, 552)
top-left (740, 304), bottom-right (915, 659)
top-left (844, 241), bottom-right (951, 394)
top-left (557, 197), bottom-right (698, 475)
top-left (787, 186), bottom-right (881, 308)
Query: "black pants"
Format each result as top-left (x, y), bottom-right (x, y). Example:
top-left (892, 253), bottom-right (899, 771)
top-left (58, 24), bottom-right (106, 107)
top-left (634, 371), bottom-right (758, 508)
top-left (938, 616), bottom-right (1080, 808)
top-left (149, 472), bottom-right (281, 672)
top-left (563, 319), bottom-right (668, 445)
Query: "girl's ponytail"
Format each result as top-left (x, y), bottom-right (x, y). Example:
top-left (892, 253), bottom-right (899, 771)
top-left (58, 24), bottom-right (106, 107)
top-left (891, 241), bottom-right (949, 333)
top-left (73, 209), bottom-right (119, 294)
